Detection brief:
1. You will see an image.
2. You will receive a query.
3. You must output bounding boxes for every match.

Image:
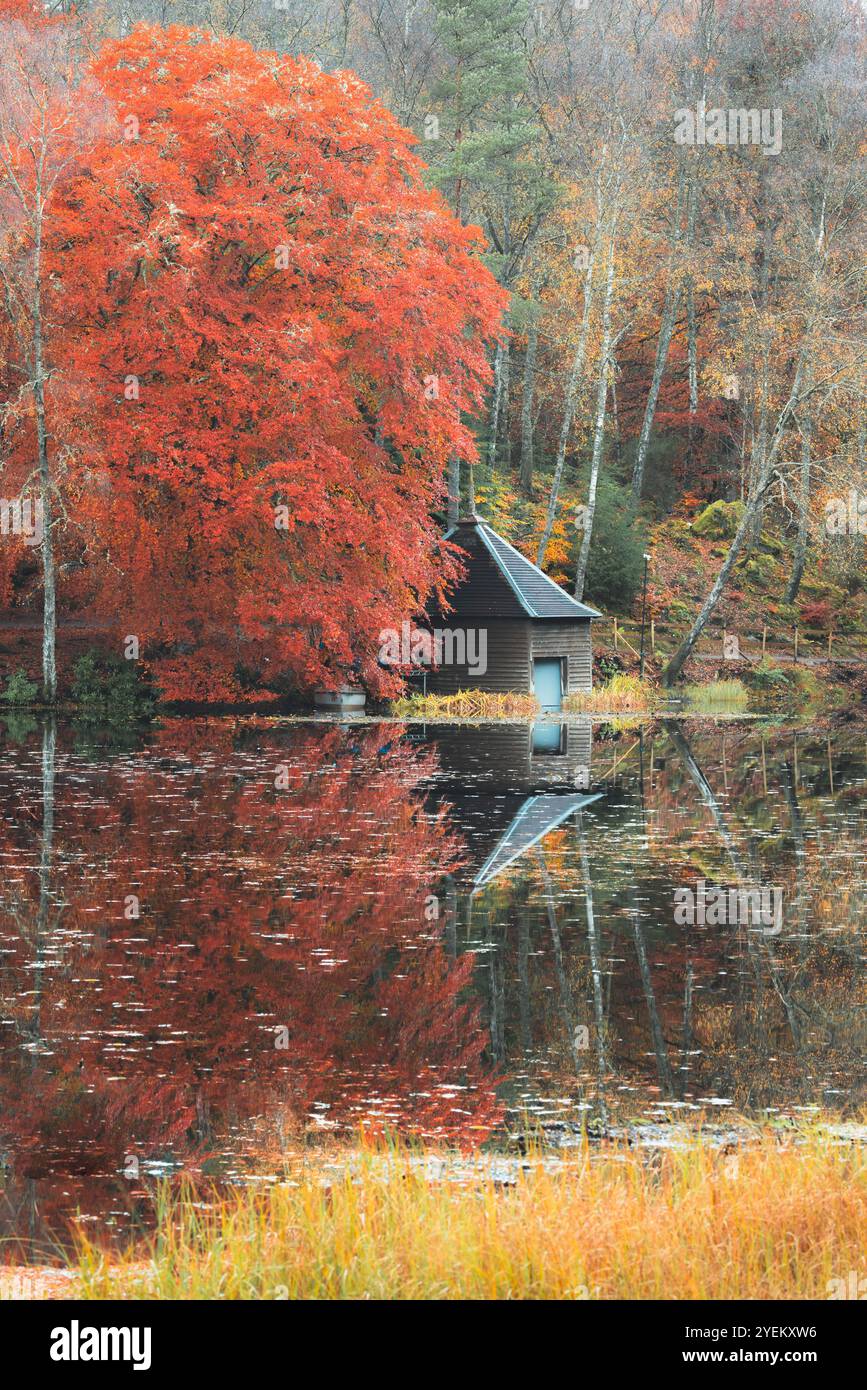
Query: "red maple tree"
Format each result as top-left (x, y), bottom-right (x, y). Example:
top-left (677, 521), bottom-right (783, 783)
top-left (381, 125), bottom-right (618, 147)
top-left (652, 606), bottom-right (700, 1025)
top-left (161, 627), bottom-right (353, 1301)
top-left (0, 22), bottom-right (504, 701)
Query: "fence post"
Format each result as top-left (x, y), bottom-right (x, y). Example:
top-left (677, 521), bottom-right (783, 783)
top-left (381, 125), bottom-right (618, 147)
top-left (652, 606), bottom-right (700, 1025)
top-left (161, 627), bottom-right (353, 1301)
top-left (614, 617), bottom-right (618, 651)
top-left (650, 618), bottom-right (656, 652)
top-left (762, 626), bottom-right (768, 659)
top-left (793, 626), bottom-right (799, 663)
top-left (827, 630), bottom-right (833, 660)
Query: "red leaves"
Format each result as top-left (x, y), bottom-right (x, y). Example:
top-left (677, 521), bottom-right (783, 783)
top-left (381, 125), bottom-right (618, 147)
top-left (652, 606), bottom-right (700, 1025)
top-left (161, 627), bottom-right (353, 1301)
top-left (1, 24), bottom-right (504, 700)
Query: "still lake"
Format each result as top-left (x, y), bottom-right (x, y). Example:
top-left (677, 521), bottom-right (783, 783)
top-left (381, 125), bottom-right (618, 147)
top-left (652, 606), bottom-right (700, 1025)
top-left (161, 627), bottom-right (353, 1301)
top-left (0, 715), bottom-right (864, 1255)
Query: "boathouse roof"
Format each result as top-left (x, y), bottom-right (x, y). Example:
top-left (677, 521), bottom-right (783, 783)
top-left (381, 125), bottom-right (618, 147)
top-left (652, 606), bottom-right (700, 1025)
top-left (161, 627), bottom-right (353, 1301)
top-left (442, 516), bottom-right (601, 621)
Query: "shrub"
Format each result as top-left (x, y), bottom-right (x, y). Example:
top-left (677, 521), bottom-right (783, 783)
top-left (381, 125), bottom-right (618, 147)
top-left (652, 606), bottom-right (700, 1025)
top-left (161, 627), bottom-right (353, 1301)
top-left (72, 649), bottom-right (157, 722)
top-left (581, 479), bottom-right (648, 612)
top-left (799, 598), bottom-right (832, 630)
top-left (597, 653), bottom-right (624, 682)
top-left (749, 660), bottom-right (790, 690)
top-left (2, 669), bottom-right (39, 705)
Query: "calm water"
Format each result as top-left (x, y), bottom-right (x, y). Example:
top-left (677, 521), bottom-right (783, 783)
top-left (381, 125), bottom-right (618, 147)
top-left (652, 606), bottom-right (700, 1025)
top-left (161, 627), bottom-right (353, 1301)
top-left (0, 715), bottom-right (864, 1254)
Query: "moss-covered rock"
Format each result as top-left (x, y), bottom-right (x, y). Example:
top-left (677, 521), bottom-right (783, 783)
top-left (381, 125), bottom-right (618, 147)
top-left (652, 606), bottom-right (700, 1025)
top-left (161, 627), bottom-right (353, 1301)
top-left (692, 499), bottom-right (746, 540)
top-left (757, 530), bottom-right (785, 556)
top-left (739, 553), bottom-right (778, 587)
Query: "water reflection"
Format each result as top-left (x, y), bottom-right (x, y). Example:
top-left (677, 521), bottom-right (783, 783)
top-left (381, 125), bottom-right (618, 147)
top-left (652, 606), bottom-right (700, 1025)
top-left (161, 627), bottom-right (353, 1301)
top-left (0, 715), bottom-right (864, 1250)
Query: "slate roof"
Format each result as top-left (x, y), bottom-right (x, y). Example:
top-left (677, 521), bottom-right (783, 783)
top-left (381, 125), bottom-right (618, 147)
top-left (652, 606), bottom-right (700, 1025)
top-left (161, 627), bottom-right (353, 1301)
top-left (442, 516), bottom-right (601, 621)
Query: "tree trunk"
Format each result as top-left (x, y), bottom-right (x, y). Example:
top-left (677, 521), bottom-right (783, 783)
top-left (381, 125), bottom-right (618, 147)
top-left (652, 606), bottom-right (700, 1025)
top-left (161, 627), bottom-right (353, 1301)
top-left (447, 455), bottom-right (460, 527)
top-left (664, 354), bottom-right (808, 684)
top-left (630, 165), bottom-right (688, 502)
top-left (574, 228), bottom-right (616, 602)
top-left (747, 188), bottom-right (773, 548)
top-left (486, 334), bottom-right (506, 470)
top-left (685, 279), bottom-right (698, 467)
top-left (499, 339), bottom-right (511, 470)
top-left (518, 297), bottom-right (540, 497)
top-left (785, 397), bottom-right (812, 603)
top-left (630, 281), bottom-right (680, 502)
top-left (663, 488), bottom-right (761, 684)
top-left (536, 245), bottom-right (596, 567)
top-left (32, 168), bottom-right (56, 704)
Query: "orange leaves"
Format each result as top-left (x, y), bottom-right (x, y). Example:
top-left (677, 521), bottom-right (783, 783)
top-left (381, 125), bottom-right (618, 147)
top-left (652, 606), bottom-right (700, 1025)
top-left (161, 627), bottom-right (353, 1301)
top-left (1, 24), bottom-right (504, 700)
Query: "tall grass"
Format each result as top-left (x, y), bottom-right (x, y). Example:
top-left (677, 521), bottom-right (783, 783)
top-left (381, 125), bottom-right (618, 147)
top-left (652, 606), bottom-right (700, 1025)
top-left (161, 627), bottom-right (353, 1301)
top-left (563, 673), bottom-right (657, 713)
top-left (391, 690), bottom-right (538, 719)
top-left (71, 1133), bottom-right (867, 1300)
top-left (683, 678), bottom-right (750, 714)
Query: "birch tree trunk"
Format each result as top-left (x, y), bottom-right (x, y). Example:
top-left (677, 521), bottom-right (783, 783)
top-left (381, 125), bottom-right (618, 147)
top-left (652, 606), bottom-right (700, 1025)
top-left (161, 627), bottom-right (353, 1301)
top-left (499, 339), bottom-right (511, 470)
top-left (447, 455), bottom-right (460, 527)
top-left (536, 247), bottom-right (597, 567)
top-left (664, 354), bottom-right (808, 684)
top-left (630, 280), bottom-right (681, 502)
top-left (686, 279), bottom-right (698, 466)
top-left (630, 165), bottom-right (688, 502)
top-left (784, 395), bottom-right (812, 603)
top-left (33, 143), bottom-right (56, 703)
top-left (486, 331), bottom-right (506, 470)
top-left (573, 228), bottom-right (616, 601)
top-left (518, 294), bottom-right (540, 496)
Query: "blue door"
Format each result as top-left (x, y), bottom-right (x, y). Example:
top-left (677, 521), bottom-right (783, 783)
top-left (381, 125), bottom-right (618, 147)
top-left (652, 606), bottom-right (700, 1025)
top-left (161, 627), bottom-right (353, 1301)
top-left (533, 658), bottom-right (563, 712)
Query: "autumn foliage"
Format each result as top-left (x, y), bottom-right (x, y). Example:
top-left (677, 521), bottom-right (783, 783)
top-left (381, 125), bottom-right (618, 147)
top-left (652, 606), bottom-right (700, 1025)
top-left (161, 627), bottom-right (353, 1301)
top-left (0, 22), bottom-right (503, 701)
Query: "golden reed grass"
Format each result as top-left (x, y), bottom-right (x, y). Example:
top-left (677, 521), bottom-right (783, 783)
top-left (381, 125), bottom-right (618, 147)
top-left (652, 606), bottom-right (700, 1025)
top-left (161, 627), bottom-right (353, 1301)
top-left (391, 690), bottom-right (538, 718)
top-left (70, 1133), bottom-right (867, 1300)
top-left (563, 673), bottom-right (658, 712)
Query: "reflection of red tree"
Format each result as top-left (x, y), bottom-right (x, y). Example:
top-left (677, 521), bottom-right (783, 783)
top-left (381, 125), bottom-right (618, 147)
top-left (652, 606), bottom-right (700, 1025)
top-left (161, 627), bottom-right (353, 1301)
top-left (0, 724), bottom-right (503, 1192)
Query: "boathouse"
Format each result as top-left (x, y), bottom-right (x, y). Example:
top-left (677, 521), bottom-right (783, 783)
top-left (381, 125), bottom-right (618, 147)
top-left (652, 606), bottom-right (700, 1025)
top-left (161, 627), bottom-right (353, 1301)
top-left (425, 515), bottom-right (601, 709)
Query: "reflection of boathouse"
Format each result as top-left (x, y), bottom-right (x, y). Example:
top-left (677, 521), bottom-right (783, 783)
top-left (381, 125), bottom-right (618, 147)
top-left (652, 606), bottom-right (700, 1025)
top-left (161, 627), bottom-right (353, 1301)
top-left (420, 720), bottom-right (593, 794)
top-left (471, 791), bottom-right (601, 891)
top-left (416, 721), bottom-right (600, 893)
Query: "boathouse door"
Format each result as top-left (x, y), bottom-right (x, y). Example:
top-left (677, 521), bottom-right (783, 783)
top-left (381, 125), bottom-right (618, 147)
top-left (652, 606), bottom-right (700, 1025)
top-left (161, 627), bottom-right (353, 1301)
top-left (533, 658), bottom-right (563, 712)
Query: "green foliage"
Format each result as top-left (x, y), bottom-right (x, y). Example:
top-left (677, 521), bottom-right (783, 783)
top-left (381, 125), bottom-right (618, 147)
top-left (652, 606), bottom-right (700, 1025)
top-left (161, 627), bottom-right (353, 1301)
top-left (666, 599), bottom-right (693, 625)
top-left (582, 480), bottom-right (648, 612)
top-left (630, 434), bottom-right (682, 515)
top-left (749, 660), bottom-right (790, 690)
top-left (1, 710), bottom-right (37, 744)
top-left (597, 653), bottom-right (624, 682)
top-left (2, 668), bottom-right (39, 705)
top-left (427, 0), bottom-right (555, 267)
top-left (71, 649), bottom-right (157, 723)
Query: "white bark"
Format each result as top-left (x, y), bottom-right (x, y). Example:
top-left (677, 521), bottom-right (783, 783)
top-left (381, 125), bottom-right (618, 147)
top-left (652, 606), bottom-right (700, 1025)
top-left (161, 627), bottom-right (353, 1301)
top-left (574, 225), bottom-right (617, 601)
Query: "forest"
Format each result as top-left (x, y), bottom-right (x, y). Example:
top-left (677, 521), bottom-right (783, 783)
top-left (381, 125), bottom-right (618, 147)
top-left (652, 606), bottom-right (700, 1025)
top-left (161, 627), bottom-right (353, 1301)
top-left (0, 0), bottom-right (866, 1320)
top-left (0, 0), bottom-right (864, 704)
